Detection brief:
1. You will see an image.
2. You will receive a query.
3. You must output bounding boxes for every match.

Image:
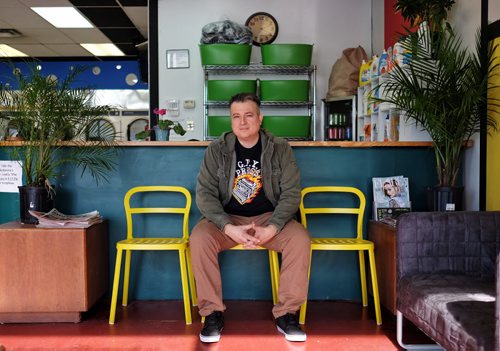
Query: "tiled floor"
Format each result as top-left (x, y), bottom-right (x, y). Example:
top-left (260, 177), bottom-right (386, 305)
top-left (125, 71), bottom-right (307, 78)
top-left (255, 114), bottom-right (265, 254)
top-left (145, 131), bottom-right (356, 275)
top-left (0, 300), bottom-right (432, 350)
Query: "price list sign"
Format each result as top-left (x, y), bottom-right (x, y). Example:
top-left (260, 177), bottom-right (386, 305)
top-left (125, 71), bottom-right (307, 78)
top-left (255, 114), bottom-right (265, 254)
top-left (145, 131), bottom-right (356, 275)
top-left (0, 161), bottom-right (22, 192)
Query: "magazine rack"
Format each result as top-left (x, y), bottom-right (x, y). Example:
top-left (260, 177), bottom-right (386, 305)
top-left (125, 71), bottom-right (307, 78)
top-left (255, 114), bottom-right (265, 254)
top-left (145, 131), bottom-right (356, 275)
top-left (0, 221), bottom-right (108, 323)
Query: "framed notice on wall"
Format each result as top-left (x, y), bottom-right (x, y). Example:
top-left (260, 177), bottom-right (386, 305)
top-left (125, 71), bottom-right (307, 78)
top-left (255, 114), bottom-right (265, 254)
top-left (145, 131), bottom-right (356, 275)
top-left (166, 49), bottom-right (190, 69)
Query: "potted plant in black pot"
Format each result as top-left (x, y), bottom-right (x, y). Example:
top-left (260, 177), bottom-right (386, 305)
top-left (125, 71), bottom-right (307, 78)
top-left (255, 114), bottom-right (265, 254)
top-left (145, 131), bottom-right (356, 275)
top-left (376, 23), bottom-right (500, 210)
top-left (0, 64), bottom-right (118, 223)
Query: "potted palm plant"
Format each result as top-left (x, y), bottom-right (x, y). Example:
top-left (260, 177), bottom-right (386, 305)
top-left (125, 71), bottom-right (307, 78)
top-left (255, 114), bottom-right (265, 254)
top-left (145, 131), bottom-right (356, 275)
top-left (0, 64), bottom-right (118, 223)
top-left (376, 23), bottom-right (499, 210)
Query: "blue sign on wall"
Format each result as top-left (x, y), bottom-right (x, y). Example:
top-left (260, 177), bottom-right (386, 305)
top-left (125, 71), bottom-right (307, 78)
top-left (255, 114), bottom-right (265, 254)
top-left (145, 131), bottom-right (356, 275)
top-left (0, 61), bottom-right (148, 90)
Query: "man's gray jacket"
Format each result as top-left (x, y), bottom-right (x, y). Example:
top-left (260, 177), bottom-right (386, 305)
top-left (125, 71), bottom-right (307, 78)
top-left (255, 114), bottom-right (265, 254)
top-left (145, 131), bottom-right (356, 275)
top-left (196, 129), bottom-right (301, 232)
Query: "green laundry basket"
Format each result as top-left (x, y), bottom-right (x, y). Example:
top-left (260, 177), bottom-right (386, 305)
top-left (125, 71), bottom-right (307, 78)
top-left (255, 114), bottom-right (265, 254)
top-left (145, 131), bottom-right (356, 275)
top-left (259, 80), bottom-right (310, 101)
top-left (207, 80), bottom-right (257, 101)
top-left (262, 116), bottom-right (311, 138)
top-left (261, 44), bottom-right (313, 65)
top-left (207, 116), bottom-right (231, 137)
top-left (200, 44), bottom-right (252, 65)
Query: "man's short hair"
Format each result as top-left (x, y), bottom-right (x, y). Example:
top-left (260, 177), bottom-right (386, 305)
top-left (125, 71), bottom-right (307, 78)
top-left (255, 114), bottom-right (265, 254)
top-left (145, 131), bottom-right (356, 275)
top-left (229, 92), bottom-right (261, 108)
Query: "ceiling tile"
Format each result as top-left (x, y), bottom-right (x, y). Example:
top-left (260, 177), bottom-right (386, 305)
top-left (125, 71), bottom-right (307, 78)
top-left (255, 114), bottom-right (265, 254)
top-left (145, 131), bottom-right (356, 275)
top-left (9, 44), bottom-right (59, 56)
top-left (59, 28), bottom-right (110, 42)
top-left (45, 43), bottom-right (94, 56)
top-left (1, 28), bottom-right (73, 44)
top-left (0, 7), bottom-right (53, 28)
top-left (20, 0), bottom-right (73, 6)
top-left (122, 7), bottom-right (147, 29)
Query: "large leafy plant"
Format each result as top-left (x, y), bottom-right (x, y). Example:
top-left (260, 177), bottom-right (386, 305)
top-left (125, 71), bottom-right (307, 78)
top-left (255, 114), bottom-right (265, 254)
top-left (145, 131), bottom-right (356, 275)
top-left (394, 0), bottom-right (455, 32)
top-left (0, 64), bottom-right (118, 192)
top-left (376, 25), bottom-right (499, 187)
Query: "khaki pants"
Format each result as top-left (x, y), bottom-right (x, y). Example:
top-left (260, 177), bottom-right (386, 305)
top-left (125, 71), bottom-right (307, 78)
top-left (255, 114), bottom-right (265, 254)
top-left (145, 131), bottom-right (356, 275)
top-left (190, 212), bottom-right (311, 318)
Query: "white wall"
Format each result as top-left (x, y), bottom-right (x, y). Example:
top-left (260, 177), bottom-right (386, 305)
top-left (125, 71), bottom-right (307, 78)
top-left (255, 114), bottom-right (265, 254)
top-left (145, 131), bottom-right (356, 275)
top-left (448, 1), bottom-right (481, 210)
top-left (157, 0), bottom-right (372, 140)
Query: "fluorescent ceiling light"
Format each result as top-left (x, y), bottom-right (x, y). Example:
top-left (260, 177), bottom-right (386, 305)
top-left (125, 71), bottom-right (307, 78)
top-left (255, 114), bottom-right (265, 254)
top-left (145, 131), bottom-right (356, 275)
top-left (31, 7), bottom-right (93, 28)
top-left (81, 43), bottom-right (125, 56)
top-left (0, 44), bottom-right (28, 57)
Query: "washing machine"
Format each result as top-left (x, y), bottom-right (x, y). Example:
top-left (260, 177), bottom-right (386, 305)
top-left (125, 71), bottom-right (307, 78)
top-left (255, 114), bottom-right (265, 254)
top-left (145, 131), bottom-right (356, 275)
top-left (86, 110), bottom-right (123, 141)
top-left (120, 109), bottom-right (150, 141)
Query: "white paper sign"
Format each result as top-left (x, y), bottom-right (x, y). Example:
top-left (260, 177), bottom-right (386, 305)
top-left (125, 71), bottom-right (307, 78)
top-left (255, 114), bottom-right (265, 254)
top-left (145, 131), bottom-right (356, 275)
top-left (0, 161), bottom-right (22, 193)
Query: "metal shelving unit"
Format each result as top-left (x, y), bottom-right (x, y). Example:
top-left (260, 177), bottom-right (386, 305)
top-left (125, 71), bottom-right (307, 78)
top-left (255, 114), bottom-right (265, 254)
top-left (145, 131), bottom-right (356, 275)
top-left (203, 65), bottom-right (317, 141)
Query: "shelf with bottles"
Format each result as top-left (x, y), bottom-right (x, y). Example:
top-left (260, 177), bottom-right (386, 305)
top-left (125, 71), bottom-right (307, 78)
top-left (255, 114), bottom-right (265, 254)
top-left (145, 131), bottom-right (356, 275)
top-left (323, 96), bottom-right (356, 141)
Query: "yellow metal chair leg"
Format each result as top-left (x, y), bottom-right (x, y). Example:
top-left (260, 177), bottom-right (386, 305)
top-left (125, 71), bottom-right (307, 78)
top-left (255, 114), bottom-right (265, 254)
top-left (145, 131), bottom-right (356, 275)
top-left (122, 250), bottom-right (132, 306)
top-left (368, 248), bottom-right (382, 325)
top-left (186, 246), bottom-right (197, 307)
top-left (109, 248), bottom-right (123, 324)
top-left (358, 250), bottom-right (368, 307)
top-left (268, 250), bottom-right (279, 304)
top-left (299, 249), bottom-right (312, 325)
top-left (178, 249), bottom-right (192, 325)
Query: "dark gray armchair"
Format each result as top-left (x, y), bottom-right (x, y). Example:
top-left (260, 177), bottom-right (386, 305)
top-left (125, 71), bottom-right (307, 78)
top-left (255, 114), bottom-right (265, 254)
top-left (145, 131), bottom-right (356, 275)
top-left (395, 211), bottom-right (500, 351)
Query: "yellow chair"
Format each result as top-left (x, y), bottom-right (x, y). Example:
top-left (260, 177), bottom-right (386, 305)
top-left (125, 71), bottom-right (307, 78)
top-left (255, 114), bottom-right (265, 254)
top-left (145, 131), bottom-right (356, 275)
top-left (298, 186), bottom-right (382, 325)
top-left (200, 245), bottom-right (280, 323)
top-left (109, 186), bottom-right (196, 325)
top-left (230, 245), bottom-right (280, 305)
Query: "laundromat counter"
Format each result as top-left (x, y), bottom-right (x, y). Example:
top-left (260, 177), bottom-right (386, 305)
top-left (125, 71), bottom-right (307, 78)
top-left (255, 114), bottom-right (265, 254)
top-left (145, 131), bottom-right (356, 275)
top-left (0, 140), bottom-right (435, 147)
top-left (0, 142), bottom-right (437, 302)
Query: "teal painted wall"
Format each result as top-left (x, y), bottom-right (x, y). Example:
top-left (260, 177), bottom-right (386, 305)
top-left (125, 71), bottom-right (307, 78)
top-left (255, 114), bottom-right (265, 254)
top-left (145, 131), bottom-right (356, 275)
top-left (0, 146), bottom-right (436, 302)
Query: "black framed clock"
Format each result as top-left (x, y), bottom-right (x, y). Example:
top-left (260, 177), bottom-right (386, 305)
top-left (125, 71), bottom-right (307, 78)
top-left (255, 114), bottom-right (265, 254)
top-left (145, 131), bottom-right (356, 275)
top-left (245, 12), bottom-right (279, 46)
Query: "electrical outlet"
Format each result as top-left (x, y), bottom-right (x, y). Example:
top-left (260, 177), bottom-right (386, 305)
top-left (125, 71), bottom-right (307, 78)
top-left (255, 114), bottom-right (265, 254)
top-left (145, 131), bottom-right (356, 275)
top-left (186, 121), bottom-right (194, 131)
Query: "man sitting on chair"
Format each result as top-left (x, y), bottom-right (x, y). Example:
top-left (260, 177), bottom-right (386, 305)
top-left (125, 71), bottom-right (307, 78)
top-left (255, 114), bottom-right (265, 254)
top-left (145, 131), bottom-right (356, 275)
top-left (190, 92), bottom-right (311, 343)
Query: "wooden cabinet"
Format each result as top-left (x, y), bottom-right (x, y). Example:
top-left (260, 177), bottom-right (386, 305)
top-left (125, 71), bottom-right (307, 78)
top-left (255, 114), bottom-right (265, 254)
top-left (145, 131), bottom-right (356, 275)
top-left (368, 220), bottom-right (396, 315)
top-left (0, 221), bottom-right (108, 323)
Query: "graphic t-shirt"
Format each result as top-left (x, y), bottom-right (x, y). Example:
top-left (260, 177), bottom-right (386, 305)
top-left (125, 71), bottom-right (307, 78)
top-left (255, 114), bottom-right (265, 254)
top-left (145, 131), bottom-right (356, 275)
top-left (224, 138), bottom-right (275, 217)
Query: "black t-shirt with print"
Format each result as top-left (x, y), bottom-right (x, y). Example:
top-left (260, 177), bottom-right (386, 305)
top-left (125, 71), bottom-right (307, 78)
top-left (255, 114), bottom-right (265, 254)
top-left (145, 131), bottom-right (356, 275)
top-left (224, 138), bottom-right (275, 217)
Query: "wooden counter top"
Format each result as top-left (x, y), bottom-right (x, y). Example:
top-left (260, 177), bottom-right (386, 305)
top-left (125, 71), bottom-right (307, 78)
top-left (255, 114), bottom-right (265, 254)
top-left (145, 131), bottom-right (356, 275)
top-left (1, 140), bottom-right (436, 147)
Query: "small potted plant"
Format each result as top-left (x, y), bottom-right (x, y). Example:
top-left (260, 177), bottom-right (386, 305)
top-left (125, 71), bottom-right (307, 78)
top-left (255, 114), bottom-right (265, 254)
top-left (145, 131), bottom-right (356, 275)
top-left (144, 108), bottom-right (186, 141)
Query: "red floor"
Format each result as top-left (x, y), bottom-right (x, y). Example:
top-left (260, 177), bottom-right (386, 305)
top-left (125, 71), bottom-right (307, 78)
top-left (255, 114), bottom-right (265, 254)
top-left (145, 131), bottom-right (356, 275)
top-left (0, 300), bottom-right (432, 350)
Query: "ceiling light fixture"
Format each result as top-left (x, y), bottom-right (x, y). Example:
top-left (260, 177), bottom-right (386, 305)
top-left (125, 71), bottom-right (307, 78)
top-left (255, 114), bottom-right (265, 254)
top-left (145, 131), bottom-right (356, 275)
top-left (31, 7), bottom-right (93, 28)
top-left (80, 43), bottom-right (125, 57)
top-left (0, 44), bottom-right (28, 57)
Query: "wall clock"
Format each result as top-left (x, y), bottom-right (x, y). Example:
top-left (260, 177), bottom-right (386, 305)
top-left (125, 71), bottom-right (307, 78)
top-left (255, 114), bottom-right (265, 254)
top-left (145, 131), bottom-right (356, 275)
top-left (245, 12), bottom-right (279, 46)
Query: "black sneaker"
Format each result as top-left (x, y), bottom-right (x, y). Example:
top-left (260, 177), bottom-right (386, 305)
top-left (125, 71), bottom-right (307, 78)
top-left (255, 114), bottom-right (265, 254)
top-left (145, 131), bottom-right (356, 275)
top-left (276, 313), bottom-right (307, 342)
top-left (200, 311), bottom-right (224, 343)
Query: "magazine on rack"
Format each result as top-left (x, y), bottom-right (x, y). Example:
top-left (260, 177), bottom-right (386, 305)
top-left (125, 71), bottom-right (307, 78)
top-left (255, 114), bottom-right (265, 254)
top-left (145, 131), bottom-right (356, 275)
top-left (372, 175), bottom-right (411, 221)
top-left (28, 208), bottom-right (103, 228)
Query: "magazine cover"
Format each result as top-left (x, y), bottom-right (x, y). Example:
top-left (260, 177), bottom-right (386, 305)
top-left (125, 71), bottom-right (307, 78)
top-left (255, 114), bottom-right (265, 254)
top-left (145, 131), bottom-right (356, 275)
top-left (372, 175), bottom-right (411, 208)
top-left (375, 207), bottom-right (411, 223)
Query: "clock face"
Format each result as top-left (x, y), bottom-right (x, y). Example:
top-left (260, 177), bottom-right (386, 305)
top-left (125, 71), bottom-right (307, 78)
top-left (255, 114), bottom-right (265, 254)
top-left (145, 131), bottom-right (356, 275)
top-left (245, 12), bottom-right (278, 46)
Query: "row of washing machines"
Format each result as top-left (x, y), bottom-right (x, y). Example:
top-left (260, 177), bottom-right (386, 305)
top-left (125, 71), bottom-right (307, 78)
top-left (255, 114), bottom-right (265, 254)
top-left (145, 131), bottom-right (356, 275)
top-left (89, 109), bottom-right (150, 141)
top-left (0, 109), bottom-right (150, 142)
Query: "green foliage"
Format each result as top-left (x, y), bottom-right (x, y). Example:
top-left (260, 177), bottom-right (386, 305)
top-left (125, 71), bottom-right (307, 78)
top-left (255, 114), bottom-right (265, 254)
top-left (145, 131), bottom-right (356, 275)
top-left (394, 0), bottom-right (455, 32)
top-left (376, 25), bottom-right (500, 186)
top-left (0, 64), bottom-right (119, 190)
top-left (157, 119), bottom-right (186, 136)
